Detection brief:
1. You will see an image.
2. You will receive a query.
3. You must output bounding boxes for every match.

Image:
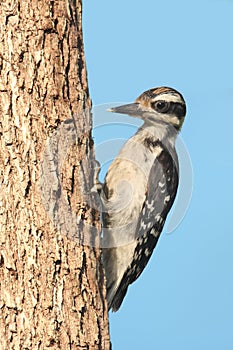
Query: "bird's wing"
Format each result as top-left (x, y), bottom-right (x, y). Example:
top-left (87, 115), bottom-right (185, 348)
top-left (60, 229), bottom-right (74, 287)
top-left (108, 144), bottom-right (179, 311)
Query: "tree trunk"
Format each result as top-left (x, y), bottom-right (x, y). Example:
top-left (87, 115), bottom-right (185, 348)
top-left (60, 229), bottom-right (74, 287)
top-left (0, 1), bottom-right (110, 349)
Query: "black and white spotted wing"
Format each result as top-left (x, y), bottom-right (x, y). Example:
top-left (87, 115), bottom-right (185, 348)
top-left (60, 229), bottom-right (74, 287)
top-left (109, 142), bottom-right (179, 311)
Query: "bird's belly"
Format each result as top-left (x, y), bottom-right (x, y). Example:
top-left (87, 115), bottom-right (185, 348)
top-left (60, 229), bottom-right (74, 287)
top-left (102, 159), bottom-right (150, 247)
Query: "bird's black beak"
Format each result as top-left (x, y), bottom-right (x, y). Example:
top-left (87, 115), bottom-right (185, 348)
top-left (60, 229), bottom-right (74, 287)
top-left (108, 103), bottom-right (143, 118)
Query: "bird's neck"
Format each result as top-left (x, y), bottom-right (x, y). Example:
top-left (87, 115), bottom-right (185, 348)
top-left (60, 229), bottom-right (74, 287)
top-left (141, 121), bottom-right (178, 147)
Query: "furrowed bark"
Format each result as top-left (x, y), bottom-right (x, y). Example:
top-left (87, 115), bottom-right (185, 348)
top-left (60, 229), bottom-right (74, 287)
top-left (0, 1), bottom-right (110, 349)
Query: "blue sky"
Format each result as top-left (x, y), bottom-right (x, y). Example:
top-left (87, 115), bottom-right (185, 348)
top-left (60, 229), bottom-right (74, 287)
top-left (83, 1), bottom-right (233, 349)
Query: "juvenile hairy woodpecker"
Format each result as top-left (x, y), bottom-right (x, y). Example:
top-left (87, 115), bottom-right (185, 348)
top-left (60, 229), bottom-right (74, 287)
top-left (101, 86), bottom-right (186, 311)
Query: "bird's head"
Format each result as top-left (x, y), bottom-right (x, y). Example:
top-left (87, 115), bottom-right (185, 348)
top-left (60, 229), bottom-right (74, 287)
top-left (108, 87), bottom-right (186, 132)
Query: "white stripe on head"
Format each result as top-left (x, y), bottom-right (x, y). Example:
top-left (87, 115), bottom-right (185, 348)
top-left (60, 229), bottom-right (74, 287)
top-left (151, 93), bottom-right (183, 104)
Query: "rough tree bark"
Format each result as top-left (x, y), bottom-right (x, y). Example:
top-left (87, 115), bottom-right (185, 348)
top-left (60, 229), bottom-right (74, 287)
top-left (0, 1), bottom-right (110, 349)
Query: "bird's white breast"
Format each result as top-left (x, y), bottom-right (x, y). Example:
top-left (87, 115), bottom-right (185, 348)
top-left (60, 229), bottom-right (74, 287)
top-left (102, 126), bottom-right (164, 247)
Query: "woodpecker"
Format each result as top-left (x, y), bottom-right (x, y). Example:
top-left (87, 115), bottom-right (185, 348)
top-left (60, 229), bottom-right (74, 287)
top-left (101, 86), bottom-right (186, 311)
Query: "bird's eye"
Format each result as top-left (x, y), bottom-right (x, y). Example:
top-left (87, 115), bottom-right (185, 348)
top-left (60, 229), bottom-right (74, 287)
top-left (151, 101), bottom-right (170, 113)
